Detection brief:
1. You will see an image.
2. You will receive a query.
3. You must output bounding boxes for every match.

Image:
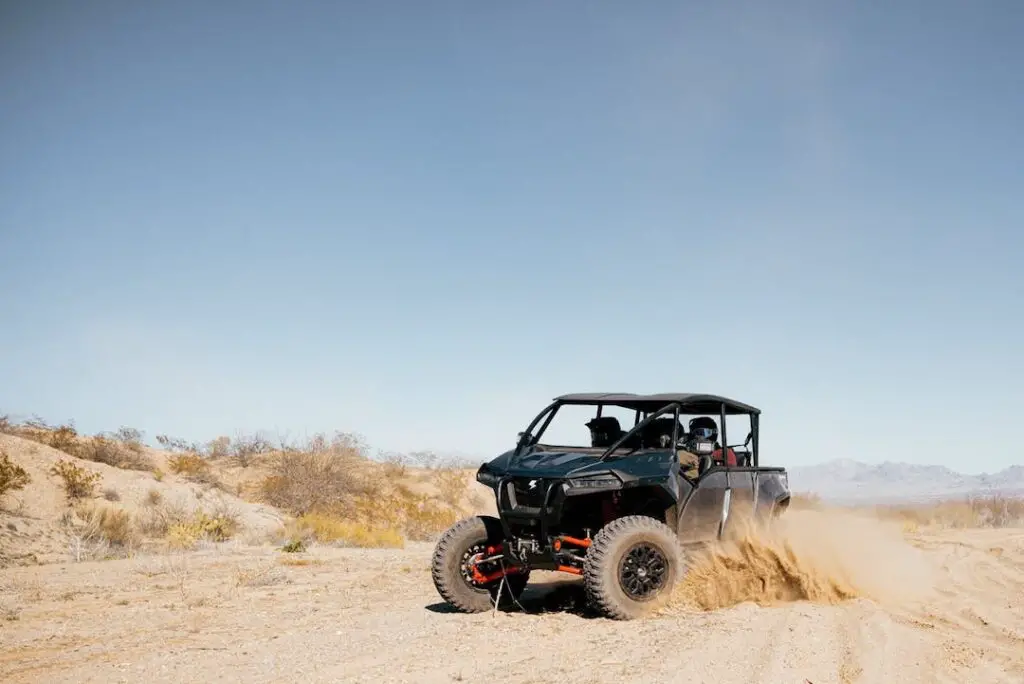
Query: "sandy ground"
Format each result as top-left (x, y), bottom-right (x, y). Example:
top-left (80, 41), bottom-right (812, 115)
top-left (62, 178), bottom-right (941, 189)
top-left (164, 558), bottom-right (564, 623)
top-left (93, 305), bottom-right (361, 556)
top-left (1, 510), bottom-right (1022, 684)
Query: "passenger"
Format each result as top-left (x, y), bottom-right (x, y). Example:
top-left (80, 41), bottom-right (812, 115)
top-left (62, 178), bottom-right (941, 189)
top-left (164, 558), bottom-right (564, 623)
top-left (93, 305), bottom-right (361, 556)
top-left (688, 416), bottom-right (737, 467)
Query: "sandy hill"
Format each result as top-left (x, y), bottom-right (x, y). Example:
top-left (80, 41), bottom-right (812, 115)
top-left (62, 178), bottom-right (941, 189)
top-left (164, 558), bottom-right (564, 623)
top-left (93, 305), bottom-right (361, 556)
top-left (0, 427), bottom-right (494, 570)
top-left (0, 433), bottom-right (286, 567)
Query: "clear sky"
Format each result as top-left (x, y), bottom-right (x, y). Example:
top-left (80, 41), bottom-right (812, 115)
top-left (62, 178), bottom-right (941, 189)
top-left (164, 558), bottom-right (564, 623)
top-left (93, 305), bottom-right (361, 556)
top-left (1, 1), bottom-right (1022, 473)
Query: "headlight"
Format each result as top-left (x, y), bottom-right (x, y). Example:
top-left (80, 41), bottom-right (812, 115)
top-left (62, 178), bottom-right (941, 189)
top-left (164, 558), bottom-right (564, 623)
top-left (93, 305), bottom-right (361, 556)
top-left (567, 474), bottom-right (621, 491)
top-left (476, 470), bottom-right (499, 486)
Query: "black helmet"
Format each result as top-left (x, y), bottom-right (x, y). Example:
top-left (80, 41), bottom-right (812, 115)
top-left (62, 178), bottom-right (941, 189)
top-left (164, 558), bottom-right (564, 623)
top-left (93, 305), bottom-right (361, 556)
top-left (688, 416), bottom-right (718, 443)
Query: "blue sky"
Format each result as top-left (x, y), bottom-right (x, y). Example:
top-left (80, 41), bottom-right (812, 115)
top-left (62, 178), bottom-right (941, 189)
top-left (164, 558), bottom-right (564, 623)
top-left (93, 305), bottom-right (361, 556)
top-left (1, 1), bottom-right (1021, 473)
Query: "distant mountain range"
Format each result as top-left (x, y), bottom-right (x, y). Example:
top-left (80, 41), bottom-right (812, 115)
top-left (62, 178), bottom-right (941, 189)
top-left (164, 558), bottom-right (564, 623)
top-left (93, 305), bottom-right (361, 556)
top-left (788, 459), bottom-right (1024, 504)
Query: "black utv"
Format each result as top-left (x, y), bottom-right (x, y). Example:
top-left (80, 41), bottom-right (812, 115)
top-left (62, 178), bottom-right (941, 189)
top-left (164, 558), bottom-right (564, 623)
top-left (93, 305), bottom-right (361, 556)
top-left (431, 393), bottom-right (791, 620)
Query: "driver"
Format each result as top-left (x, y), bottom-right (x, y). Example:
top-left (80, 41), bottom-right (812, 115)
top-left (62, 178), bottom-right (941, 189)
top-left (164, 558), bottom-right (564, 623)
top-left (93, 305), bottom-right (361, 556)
top-left (688, 416), bottom-right (737, 467)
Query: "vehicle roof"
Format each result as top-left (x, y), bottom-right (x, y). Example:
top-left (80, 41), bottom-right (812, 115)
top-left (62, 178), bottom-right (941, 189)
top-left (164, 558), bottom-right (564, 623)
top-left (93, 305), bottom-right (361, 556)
top-left (553, 392), bottom-right (760, 415)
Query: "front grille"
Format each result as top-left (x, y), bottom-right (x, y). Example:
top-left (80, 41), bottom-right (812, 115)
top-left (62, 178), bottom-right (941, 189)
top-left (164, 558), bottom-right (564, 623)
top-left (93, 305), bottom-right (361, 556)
top-left (510, 478), bottom-right (547, 508)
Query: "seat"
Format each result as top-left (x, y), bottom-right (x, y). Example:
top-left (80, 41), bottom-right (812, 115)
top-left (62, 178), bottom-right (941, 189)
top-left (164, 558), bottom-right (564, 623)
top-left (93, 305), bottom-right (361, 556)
top-left (586, 416), bottom-right (624, 448)
top-left (642, 417), bottom-right (683, 449)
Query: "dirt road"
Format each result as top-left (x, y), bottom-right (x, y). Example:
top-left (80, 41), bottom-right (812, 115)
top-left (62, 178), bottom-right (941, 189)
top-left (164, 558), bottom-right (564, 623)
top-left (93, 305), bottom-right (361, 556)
top-left (2, 513), bottom-right (1023, 683)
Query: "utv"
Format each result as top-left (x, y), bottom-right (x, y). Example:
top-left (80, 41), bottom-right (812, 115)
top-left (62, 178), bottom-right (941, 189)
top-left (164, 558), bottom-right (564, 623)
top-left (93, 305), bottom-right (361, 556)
top-left (431, 392), bottom-right (790, 620)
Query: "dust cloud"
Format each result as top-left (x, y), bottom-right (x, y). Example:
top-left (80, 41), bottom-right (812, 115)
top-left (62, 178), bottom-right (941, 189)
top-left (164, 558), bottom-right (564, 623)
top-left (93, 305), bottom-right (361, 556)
top-left (669, 508), bottom-right (939, 612)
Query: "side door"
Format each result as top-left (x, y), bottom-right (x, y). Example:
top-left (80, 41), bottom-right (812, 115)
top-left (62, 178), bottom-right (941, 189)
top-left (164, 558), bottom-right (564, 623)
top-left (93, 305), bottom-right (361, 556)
top-left (677, 468), bottom-right (730, 543)
top-left (721, 469), bottom-right (756, 538)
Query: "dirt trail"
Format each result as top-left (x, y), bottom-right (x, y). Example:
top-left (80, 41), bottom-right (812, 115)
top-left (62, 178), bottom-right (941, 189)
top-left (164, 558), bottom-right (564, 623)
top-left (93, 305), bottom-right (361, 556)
top-left (1, 514), bottom-right (1023, 683)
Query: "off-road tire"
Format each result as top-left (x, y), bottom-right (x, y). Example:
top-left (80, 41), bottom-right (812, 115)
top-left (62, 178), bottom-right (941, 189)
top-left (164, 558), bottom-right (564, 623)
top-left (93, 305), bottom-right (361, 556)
top-left (583, 515), bottom-right (683, 620)
top-left (431, 515), bottom-right (530, 613)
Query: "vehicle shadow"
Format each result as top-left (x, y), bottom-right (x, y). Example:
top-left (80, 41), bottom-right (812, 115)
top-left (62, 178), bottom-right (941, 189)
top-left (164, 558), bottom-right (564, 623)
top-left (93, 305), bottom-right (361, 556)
top-left (424, 578), bottom-right (602, 619)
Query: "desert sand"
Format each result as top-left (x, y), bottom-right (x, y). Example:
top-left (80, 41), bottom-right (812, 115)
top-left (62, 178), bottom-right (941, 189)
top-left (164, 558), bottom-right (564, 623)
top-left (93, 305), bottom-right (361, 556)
top-left (1, 509), bottom-right (1021, 683)
top-left (1, 430), bottom-right (1023, 683)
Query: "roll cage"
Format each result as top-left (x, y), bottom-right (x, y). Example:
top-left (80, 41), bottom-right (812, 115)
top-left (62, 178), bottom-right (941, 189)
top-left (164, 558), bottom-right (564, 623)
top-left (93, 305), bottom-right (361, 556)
top-left (513, 392), bottom-right (761, 467)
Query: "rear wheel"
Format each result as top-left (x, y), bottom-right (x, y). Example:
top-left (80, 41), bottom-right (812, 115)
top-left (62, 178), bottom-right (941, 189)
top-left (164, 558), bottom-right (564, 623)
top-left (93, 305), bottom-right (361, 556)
top-left (431, 516), bottom-right (530, 613)
top-left (583, 515), bottom-right (683, 620)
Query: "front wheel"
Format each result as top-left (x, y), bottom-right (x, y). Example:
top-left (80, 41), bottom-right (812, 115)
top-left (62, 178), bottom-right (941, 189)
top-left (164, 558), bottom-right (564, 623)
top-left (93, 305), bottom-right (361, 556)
top-left (430, 516), bottom-right (530, 613)
top-left (583, 515), bottom-right (683, 620)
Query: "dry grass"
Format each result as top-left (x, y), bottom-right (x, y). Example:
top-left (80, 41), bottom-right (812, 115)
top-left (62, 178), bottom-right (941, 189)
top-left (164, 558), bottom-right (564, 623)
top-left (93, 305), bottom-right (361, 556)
top-left (0, 449), bottom-right (31, 503)
top-left (166, 510), bottom-right (241, 549)
top-left (254, 432), bottom-right (466, 548)
top-left (872, 495), bottom-right (1024, 532)
top-left (286, 512), bottom-right (405, 548)
top-left (796, 492), bottom-right (1024, 532)
top-left (1, 418), bottom-right (154, 471)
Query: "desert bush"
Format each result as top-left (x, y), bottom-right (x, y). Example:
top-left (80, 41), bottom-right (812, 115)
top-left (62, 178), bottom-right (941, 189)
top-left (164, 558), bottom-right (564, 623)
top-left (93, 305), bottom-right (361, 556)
top-left (0, 450), bottom-right (31, 502)
top-left (49, 459), bottom-right (101, 500)
top-left (167, 452), bottom-right (207, 475)
top-left (401, 496), bottom-right (459, 542)
top-left (281, 539), bottom-right (306, 553)
top-left (434, 468), bottom-right (468, 508)
top-left (167, 452), bottom-right (221, 486)
top-left (207, 435), bottom-right (231, 459)
top-left (61, 503), bottom-right (138, 561)
top-left (102, 487), bottom-right (121, 502)
top-left (877, 494), bottom-right (1024, 530)
top-left (47, 424), bottom-right (82, 456)
top-left (258, 432), bottom-right (369, 515)
top-left (155, 434), bottom-right (198, 453)
top-left (80, 435), bottom-right (153, 471)
top-left (229, 433), bottom-right (273, 467)
top-left (166, 510), bottom-right (241, 549)
top-left (77, 504), bottom-right (137, 547)
top-left (136, 498), bottom-right (190, 537)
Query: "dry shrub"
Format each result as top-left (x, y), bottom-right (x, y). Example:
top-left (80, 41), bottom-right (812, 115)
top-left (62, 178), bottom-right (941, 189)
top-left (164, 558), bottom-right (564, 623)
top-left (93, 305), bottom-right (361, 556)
top-left (102, 487), bottom-right (121, 502)
top-left (260, 433), bottom-right (463, 545)
top-left (61, 503), bottom-right (138, 561)
top-left (168, 453), bottom-right (208, 476)
top-left (136, 498), bottom-right (190, 537)
top-left (166, 510), bottom-right (240, 549)
top-left (434, 468), bottom-right (468, 508)
top-left (207, 435), bottom-right (231, 459)
top-left (80, 435), bottom-right (153, 471)
top-left (0, 450), bottom-right (31, 502)
top-left (874, 495), bottom-right (1024, 530)
top-left (167, 452), bottom-right (221, 487)
top-left (1, 417), bottom-right (153, 472)
top-left (77, 503), bottom-right (137, 547)
top-left (49, 459), bottom-right (101, 500)
top-left (228, 433), bottom-right (273, 467)
top-left (46, 424), bottom-right (82, 456)
top-left (258, 432), bottom-right (368, 516)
